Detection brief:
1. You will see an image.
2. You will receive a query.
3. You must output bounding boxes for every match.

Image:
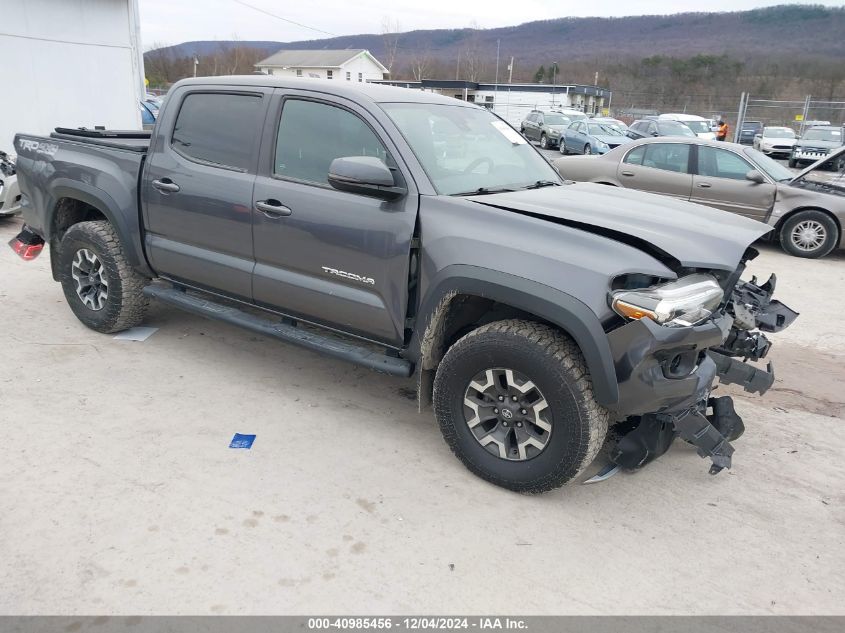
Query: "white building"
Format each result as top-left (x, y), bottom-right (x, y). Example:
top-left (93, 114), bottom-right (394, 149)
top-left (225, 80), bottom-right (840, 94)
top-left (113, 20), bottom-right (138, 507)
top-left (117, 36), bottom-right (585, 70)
top-left (0, 0), bottom-right (146, 152)
top-left (255, 49), bottom-right (388, 83)
top-left (373, 80), bottom-right (612, 128)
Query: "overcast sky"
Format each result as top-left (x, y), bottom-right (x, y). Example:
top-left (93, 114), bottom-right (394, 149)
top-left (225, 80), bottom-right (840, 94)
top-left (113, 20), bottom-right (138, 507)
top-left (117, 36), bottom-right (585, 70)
top-left (139, 0), bottom-right (842, 47)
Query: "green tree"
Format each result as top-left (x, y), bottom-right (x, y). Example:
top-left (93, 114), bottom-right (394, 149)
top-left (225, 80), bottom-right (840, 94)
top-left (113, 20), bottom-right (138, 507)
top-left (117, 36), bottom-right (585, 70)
top-left (534, 65), bottom-right (546, 83)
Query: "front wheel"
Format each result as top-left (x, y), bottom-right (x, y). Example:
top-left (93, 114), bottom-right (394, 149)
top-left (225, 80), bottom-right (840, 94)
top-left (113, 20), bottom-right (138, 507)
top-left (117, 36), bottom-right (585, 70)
top-left (58, 220), bottom-right (150, 333)
top-left (788, 158), bottom-right (797, 168)
top-left (779, 210), bottom-right (839, 258)
top-left (433, 320), bottom-right (609, 493)
top-left (540, 133), bottom-right (548, 149)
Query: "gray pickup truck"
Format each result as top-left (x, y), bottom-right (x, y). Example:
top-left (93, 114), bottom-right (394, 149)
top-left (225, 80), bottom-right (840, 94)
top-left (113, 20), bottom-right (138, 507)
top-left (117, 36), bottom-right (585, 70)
top-left (10, 76), bottom-right (797, 491)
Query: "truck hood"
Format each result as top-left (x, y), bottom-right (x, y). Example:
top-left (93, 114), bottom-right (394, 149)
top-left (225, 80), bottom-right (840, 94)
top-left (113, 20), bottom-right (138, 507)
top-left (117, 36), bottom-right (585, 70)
top-left (468, 183), bottom-right (772, 271)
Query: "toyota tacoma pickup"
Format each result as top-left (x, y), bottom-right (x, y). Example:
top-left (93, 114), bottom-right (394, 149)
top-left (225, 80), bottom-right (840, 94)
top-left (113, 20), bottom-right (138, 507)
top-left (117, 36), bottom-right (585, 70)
top-left (10, 76), bottom-right (797, 492)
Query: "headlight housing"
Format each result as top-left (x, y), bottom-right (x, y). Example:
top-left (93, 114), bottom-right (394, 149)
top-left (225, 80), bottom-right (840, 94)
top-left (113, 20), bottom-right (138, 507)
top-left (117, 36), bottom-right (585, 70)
top-left (596, 140), bottom-right (609, 150)
top-left (611, 274), bottom-right (724, 327)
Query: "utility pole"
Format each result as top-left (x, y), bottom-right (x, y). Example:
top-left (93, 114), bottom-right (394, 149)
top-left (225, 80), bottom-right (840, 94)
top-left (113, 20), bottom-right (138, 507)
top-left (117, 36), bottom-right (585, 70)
top-left (193, 56), bottom-right (199, 77)
top-left (594, 70), bottom-right (598, 86)
top-left (508, 57), bottom-right (514, 83)
top-left (494, 39), bottom-right (500, 105)
top-left (552, 61), bottom-right (557, 106)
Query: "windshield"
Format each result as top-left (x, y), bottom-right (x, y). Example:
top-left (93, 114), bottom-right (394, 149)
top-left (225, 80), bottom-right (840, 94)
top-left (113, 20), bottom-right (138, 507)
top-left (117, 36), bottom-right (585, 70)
top-left (545, 114), bottom-right (570, 126)
top-left (803, 128), bottom-right (842, 142)
top-left (587, 123), bottom-right (623, 137)
top-left (682, 120), bottom-right (711, 134)
top-left (382, 103), bottom-right (560, 195)
top-left (744, 148), bottom-right (795, 182)
top-left (659, 121), bottom-right (696, 137)
top-left (764, 128), bottom-right (795, 138)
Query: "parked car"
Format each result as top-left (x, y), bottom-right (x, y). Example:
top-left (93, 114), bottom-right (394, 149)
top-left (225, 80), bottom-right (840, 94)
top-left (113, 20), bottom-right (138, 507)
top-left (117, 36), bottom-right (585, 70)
top-left (560, 120), bottom-right (632, 155)
top-left (790, 125), bottom-right (844, 168)
top-left (554, 137), bottom-right (845, 258)
top-left (551, 107), bottom-right (588, 122)
top-left (738, 120), bottom-right (763, 145)
top-left (11, 76), bottom-right (795, 489)
top-left (139, 101), bottom-right (156, 130)
top-left (144, 99), bottom-right (161, 117)
top-left (519, 110), bottom-right (571, 149)
top-left (592, 117), bottom-right (628, 131)
top-left (753, 126), bottom-right (797, 157)
top-left (626, 119), bottom-right (697, 140)
top-left (0, 150), bottom-right (21, 217)
top-left (659, 113), bottom-right (716, 140)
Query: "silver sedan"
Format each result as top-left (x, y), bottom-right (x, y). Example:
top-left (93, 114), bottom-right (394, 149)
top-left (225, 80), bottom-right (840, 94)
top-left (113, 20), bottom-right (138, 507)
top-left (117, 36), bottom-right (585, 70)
top-left (554, 138), bottom-right (845, 258)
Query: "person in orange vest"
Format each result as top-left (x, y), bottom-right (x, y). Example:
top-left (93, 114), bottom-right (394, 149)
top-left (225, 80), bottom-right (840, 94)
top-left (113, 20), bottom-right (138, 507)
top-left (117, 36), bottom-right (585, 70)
top-left (716, 119), bottom-right (729, 141)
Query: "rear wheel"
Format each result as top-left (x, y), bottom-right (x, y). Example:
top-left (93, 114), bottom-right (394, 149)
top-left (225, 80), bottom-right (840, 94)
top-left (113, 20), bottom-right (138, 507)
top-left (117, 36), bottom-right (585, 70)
top-left (433, 320), bottom-right (609, 493)
top-left (583, 144), bottom-right (592, 155)
top-left (779, 210), bottom-right (839, 259)
top-left (58, 220), bottom-right (150, 333)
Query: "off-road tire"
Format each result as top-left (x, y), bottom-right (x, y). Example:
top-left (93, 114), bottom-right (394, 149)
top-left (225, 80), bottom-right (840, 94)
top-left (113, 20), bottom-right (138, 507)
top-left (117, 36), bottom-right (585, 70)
top-left (779, 210), bottom-right (839, 259)
top-left (58, 220), bottom-right (149, 333)
top-left (433, 319), bottom-right (609, 493)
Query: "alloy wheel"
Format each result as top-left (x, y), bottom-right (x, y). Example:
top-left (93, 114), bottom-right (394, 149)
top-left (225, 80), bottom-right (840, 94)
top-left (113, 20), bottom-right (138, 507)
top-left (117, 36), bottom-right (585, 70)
top-left (71, 248), bottom-right (109, 310)
top-left (462, 368), bottom-right (552, 461)
top-left (790, 220), bottom-right (827, 253)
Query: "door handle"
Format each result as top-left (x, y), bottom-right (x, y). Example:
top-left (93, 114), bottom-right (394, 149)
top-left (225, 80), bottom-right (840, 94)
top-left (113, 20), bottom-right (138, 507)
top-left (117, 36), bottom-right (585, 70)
top-left (151, 179), bottom-right (180, 193)
top-left (620, 171), bottom-right (635, 177)
top-left (255, 200), bottom-right (292, 218)
top-left (697, 182), bottom-right (712, 188)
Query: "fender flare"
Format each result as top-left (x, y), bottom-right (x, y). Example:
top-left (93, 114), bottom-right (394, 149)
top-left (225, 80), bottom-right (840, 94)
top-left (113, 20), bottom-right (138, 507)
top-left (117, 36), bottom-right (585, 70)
top-left (409, 265), bottom-right (619, 407)
top-left (47, 179), bottom-right (153, 277)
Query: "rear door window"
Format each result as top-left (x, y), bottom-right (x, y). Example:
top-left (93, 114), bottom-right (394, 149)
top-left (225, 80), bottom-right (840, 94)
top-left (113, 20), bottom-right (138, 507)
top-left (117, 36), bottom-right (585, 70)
top-left (171, 92), bottom-right (264, 171)
top-left (698, 146), bottom-right (754, 180)
top-left (623, 145), bottom-right (646, 165)
top-left (642, 143), bottom-right (691, 173)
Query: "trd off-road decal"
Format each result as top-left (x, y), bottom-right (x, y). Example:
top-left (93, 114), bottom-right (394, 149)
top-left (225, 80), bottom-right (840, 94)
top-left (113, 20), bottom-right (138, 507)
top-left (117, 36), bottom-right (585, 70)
top-left (17, 139), bottom-right (59, 157)
top-left (321, 266), bottom-right (376, 286)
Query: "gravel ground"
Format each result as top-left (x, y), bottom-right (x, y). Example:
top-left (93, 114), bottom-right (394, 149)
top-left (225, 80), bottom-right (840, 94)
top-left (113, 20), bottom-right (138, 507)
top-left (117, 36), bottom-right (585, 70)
top-left (1, 209), bottom-right (843, 615)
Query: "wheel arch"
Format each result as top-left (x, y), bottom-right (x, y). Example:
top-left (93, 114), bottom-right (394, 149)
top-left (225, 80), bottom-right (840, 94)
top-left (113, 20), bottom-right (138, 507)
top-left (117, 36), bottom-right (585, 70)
top-left (409, 265), bottom-right (619, 410)
top-left (46, 180), bottom-right (153, 280)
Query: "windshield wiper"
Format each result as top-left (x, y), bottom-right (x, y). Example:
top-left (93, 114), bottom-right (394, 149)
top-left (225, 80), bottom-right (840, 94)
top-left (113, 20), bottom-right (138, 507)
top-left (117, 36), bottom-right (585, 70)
top-left (521, 180), bottom-right (561, 190)
top-left (452, 187), bottom-right (516, 196)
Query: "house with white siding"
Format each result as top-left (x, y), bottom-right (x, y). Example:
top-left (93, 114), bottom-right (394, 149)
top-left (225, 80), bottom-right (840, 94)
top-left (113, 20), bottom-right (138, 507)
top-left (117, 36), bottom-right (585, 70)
top-left (254, 49), bottom-right (387, 83)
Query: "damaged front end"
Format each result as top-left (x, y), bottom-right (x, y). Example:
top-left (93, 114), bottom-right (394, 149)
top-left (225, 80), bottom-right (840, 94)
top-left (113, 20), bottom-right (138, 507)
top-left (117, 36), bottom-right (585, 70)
top-left (604, 255), bottom-right (798, 476)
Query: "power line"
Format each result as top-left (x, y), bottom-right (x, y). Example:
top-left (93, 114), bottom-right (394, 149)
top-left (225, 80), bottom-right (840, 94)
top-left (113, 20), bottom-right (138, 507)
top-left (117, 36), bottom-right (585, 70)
top-left (231, 0), bottom-right (339, 38)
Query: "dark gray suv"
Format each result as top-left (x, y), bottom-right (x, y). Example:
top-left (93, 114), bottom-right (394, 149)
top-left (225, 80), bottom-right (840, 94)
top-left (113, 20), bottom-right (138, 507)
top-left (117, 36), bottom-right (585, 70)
top-left (520, 110), bottom-right (571, 149)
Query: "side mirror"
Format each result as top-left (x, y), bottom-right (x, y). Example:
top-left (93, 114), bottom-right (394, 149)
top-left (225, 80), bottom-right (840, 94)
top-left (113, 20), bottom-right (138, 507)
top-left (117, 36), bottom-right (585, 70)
top-left (746, 170), bottom-right (766, 184)
top-left (328, 156), bottom-right (405, 200)
top-left (650, 131), bottom-right (659, 137)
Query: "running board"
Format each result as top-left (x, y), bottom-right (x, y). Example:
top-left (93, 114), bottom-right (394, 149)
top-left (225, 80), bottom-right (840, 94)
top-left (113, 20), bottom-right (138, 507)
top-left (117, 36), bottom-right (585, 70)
top-left (143, 286), bottom-right (413, 377)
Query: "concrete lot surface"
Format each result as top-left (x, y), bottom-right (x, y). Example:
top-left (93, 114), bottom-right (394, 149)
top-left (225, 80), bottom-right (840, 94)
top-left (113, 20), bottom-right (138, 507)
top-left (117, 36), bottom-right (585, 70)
top-left (1, 215), bottom-right (843, 615)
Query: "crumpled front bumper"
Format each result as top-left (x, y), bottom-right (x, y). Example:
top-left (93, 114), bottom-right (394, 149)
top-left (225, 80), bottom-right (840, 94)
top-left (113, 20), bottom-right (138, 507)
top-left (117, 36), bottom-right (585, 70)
top-left (605, 310), bottom-right (780, 474)
top-left (608, 313), bottom-right (733, 418)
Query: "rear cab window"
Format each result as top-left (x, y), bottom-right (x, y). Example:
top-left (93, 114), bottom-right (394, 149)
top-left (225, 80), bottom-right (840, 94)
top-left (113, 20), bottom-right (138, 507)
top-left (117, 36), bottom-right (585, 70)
top-left (171, 92), bottom-right (264, 171)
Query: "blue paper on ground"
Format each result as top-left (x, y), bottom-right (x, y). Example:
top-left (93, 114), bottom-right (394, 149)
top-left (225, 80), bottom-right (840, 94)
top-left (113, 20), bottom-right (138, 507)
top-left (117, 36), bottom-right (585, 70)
top-left (229, 433), bottom-right (256, 449)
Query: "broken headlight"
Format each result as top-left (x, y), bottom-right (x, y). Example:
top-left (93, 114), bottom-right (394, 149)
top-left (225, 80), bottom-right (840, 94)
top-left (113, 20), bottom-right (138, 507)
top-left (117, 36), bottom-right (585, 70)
top-left (611, 273), bottom-right (724, 327)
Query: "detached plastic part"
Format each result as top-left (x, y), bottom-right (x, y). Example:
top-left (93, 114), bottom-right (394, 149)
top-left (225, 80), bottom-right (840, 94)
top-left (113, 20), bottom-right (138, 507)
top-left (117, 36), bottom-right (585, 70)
top-left (8, 226), bottom-right (45, 261)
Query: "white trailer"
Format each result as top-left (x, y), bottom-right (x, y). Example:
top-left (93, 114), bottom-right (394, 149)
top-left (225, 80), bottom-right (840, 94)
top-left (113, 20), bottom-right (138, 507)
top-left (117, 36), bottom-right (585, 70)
top-left (0, 0), bottom-right (146, 153)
